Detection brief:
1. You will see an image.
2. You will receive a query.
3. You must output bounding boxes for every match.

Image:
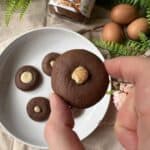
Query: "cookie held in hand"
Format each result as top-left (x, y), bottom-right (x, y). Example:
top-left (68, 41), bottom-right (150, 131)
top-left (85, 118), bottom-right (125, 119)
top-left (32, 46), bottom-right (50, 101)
top-left (51, 49), bottom-right (109, 108)
top-left (27, 97), bottom-right (50, 121)
top-left (15, 66), bottom-right (41, 91)
top-left (42, 53), bottom-right (60, 76)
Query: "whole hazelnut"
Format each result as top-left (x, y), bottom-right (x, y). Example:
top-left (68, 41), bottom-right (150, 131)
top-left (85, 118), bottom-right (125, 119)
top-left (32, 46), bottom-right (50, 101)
top-left (50, 60), bottom-right (55, 67)
top-left (20, 71), bottom-right (33, 84)
top-left (71, 66), bottom-right (88, 85)
top-left (34, 106), bottom-right (41, 113)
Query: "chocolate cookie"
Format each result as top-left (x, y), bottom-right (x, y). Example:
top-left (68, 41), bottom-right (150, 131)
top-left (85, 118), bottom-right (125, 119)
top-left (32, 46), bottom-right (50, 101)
top-left (51, 49), bottom-right (109, 108)
top-left (15, 66), bottom-right (41, 91)
top-left (27, 97), bottom-right (50, 121)
top-left (42, 53), bottom-right (60, 76)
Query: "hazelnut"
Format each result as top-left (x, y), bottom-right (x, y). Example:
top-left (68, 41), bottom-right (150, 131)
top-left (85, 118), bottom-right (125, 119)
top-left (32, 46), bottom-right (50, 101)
top-left (50, 60), bottom-right (55, 67)
top-left (20, 71), bottom-right (33, 84)
top-left (34, 106), bottom-right (41, 113)
top-left (71, 66), bottom-right (88, 85)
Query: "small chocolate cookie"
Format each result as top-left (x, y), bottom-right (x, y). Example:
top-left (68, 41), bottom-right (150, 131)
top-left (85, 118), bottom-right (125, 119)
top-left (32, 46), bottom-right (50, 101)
top-left (42, 53), bottom-right (60, 76)
top-left (52, 49), bottom-right (109, 108)
top-left (15, 66), bottom-right (41, 91)
top-left (27, 97), bottom-right (50, 121)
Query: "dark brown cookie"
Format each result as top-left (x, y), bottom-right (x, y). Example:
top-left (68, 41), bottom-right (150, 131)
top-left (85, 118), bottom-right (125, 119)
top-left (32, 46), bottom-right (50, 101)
top-left (27, 97), bottom-right (50, 121)
top-left (42, 53), bottom-right (60, 76)
top-left (15, 66), bottom-right (41, 91)
top-left (51, 49), bottom-right (109, 108)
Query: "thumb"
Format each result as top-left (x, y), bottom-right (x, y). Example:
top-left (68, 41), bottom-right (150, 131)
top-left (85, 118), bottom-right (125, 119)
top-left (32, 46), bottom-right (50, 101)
top-left (105, 56), bottom-right (150, 117)
top-left (105, 57), bottom-right (150, 149)
top-left (44, 93), bottom-right (84, 150)
top-left (49, 93), bottom-right (74, 128)
top-left (104, 56), bottom-right (146, 83)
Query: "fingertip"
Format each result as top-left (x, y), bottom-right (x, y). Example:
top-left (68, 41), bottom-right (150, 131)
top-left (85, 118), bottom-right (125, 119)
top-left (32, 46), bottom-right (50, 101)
top-left (50, 93), bottom-right (68, 110)
top-left (104, 58), bottom-right (123, 80)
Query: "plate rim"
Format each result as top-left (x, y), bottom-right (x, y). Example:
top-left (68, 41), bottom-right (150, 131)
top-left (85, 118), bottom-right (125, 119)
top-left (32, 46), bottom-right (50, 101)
top-left (0, 27), bottom-right (111, 149)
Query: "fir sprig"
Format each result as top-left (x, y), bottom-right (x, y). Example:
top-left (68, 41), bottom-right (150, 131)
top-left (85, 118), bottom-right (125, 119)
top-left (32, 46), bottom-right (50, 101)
top-left (117, 0), bottom-right (138, 6)
top-left (146, 7), bottom-right (150, 24)
top-left (19, 0), bottom-right (32, 19)
top-left (93, 40), bottom-right (138, 57)
top-left (5, 0), bottom-right (19, 25)
top-left (126, 33), bottom-right (150, 54)
top-left (138, 0), bottom-right (150, 8)
top-left (5, 0), bottom-right (32, 25)
top-left (93, 33), bottom-right (150, 57)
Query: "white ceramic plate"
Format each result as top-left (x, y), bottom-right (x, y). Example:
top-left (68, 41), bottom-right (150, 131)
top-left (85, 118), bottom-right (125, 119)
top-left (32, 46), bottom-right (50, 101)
top-left (0, 27), bottom-right (111, 149)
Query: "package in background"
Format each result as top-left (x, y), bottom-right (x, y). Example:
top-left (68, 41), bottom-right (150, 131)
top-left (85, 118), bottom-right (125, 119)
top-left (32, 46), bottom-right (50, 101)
top-left (49, 0), bottom-right (96, 22)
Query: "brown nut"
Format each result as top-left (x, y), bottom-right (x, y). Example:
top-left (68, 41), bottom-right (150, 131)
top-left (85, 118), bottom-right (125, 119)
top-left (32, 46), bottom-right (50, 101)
top-left (20, 71), bottom-right (33, 84)
top-left (50, 60), bottom-right (55, 67)
top-left (34, 106), bottom-right (41, 113)
top-left (71, 66), bottom-right (88, 84)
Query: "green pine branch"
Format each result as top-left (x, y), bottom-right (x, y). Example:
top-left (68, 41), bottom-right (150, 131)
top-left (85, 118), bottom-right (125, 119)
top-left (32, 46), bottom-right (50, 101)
top-left (5, 0), bottom-right (32, 25)
top-left (138, 0), bottom-right (150, 8)
top-left (93, 40), bottom-right (138, 57)
top-left (5, 0), bottom-right (19, 25)
top-left (116, 0), bottom-right (139, 5)
top-left (92, 33), bottom-right (150, 57)
top-left (146, 7), bottom-right (150, 24)
top-left (19, 0), bottom-right (32, 19)
top-left (127, 33), bottom-right (150, 53)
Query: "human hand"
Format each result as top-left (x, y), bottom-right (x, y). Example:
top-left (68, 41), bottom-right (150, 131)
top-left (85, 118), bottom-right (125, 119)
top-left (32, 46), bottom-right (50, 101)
top-left (44, 56), bottom-right (150, 150)
top-left (44, 93), bottom-right (84, 150)
top-left (105, 56), bottom-right (150, 150)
